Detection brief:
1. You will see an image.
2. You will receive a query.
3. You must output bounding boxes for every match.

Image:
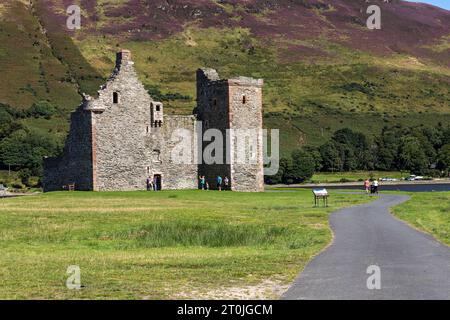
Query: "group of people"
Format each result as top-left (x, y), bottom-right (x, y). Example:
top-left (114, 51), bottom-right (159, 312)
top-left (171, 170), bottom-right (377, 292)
top-left (145, 175), bottom-right (230, 191)
top-left (364, 179), bottom-right (380, 195)
top-left (199, 175), bottom-right (229, 191)
top-left (146, 176), bottom-right (159, 191)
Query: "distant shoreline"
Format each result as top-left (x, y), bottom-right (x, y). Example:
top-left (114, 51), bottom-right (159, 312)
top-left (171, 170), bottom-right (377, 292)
top-left (271, 179), bottom-right (450, 189)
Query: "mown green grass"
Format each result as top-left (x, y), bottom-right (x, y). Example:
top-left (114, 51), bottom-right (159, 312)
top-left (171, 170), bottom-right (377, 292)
top-left (0, 189), bottom-right (370, 299)
top-left (392, 192), bottom-right (450, 246)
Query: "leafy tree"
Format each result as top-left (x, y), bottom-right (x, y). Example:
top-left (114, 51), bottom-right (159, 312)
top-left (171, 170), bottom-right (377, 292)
top-left (442, 127), bottom-right (450, 145)
top-left (373, 132), bottom-right (397, 171)
top-left (410, 127), bottom-right (437, 164)
top-left (396, 136), bottom-right (429, 174)
top-left (280, 157), bottom-right (295, 184)
top-left (341, 145), bottom-right (357, 171)
top-left (264, 157), bottom-right (289, 184)
top-left (288, 149), bottom-right (315, 183)
top-left (18, 168), bottom-right (32, 187)
top-left (436, 144), bottom-right (450, 171)
top-left (266, 151), bottom-right (316, 184)
top-left (303, 146), bottom-right (323, 171)
top-left (320, 141), bottom-right (342, 172)
top-left (0, 129), bottom-right (61, 175)
top-left (421, 126), bottom-right (443, 149)
top-left (0, 108), bottom-right (13, 140)
top-left (27, 101), bottom-right (56, 119)
top-left (331, 128), bottom-right (370, 170)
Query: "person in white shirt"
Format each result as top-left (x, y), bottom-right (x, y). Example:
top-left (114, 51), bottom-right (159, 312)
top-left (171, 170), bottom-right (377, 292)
top-left (372, 180), bottom-right (379, 194)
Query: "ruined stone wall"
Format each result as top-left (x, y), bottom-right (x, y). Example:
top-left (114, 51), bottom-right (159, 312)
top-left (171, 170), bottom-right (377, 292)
top-left (87, 51), bottom-right (152, 191)
top-left (43, 107), bottom-right (93, 191)
top-left (44, 51), bottom-right (262, 193)
top-left (196, 69), bottom-right (264, 192)
top-left (86, 50), bottom-right (197, 191)
top-left (150, 115), bottom-right (198, 190)
top-left (196, 69), bottom-right (231, 189)
top-left (228, 78), bottom-right (264, 192)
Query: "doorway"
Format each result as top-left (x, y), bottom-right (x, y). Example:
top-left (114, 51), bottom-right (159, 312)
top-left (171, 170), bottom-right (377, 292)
top-left (153, 174), bottom-right (162, 191)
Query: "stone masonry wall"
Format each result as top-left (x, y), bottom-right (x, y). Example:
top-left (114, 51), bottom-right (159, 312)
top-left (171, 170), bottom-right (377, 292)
top-left (149, 115), bottom-right (198, 190)
top-left (228, 79), bottom-right (264, 192)
top-left (196, 69), bottom-right (264, 192)
top-left (43, 107), bottom-right (93, 191)
top-left (44, 51), bottom-right (263, 193)
top-left (196, 69), bottom-right (232, 189)
top-left (86, 50), bottom-right (197, 191)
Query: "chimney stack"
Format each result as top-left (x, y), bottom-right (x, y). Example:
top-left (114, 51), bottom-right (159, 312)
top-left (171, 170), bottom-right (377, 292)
top-left (116, 49), bottom-right (132, 68)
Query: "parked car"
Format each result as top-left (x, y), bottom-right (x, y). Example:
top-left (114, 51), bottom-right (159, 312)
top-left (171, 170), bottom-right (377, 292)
top-left (0, 184), bottom-right (7, 195)
top-left (380, 178), bottom-right (399, 182)
top-left (405, 175), bottom-right (424, 181)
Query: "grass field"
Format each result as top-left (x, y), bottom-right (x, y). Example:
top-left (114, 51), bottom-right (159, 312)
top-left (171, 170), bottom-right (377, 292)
top-left (0, 189), bottom-right (370, 299)
top-left (392, 192), bottom-right (450, 246)
top-left (311, 171), bottom-right (408, 183)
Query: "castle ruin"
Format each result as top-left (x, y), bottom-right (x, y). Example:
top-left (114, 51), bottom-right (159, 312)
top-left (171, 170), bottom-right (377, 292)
top-left (43, 50), bottom-right (264, 192)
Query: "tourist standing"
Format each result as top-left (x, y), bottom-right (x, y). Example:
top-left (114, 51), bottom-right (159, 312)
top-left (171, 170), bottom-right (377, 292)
top-left (217, 176), bottom-right (223, 191)
top-left (364, 179), bottom-right (370, 194)
top-left (224, 176), bottom-right (229, 190)
top-left (146, 177), bottom-right (153, 191)
top-left (199, 176), bottom-right (206, 190)
top-left (373, 179), bottom-right (379, 194)
top-left (153, 176), bottom-right (158, 191)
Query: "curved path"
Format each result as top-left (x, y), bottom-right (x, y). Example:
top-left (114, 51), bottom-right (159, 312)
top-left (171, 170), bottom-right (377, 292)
top-left (283, 194), bottom-right (450, 300)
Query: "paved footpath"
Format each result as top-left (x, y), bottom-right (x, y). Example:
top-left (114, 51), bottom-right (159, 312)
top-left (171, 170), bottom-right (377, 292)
top-left (283, 194), bottom-right (450, 300)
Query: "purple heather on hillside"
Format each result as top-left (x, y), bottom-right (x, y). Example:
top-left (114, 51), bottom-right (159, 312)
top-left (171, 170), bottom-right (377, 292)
top-left (36, 0), bottom-right (450, 66)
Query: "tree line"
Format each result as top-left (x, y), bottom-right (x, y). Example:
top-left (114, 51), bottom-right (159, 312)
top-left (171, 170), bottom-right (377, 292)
top-left (0, 102), bottom-right (62, 185)
top-left (1, 100), bottom-right (449, 188)
top-left (266, 124), bottom-right (450, 185)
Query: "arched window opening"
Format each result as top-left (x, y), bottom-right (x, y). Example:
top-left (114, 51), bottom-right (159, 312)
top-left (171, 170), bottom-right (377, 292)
top-left (242, 95), bottom-right (246, 104)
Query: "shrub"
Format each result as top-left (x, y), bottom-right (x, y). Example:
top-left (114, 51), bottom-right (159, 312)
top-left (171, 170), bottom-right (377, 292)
top-left (18, 168), bottom-right (32, 186)
top-left (27, 101), bottom-right (56, 119)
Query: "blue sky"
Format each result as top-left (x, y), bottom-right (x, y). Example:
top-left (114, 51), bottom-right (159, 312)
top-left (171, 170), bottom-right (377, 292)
top-left (405, 0), bottom-right (450, 10)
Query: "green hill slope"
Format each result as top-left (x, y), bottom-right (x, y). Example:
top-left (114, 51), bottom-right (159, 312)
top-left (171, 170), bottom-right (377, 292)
top-left (0, 0), bottom-right (449, 156)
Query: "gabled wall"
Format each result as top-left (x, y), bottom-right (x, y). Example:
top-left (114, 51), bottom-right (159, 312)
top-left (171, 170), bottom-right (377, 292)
top-left (44, 50), bottom-right (198, 192)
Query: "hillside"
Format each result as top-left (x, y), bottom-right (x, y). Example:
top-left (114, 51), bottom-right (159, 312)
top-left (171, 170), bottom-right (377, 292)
top-left (0, 0), bottom-right (449, 154)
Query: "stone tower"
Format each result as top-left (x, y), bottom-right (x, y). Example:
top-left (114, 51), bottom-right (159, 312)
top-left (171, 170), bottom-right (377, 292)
top-left (196, 69), bottom-right (264, 192)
